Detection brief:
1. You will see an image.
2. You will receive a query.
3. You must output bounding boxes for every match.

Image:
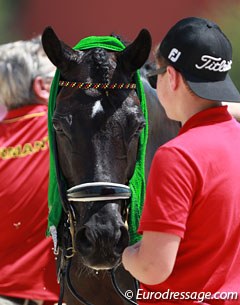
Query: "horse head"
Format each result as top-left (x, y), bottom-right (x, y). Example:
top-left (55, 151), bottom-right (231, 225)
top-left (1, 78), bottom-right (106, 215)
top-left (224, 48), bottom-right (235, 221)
top-left (42, 28), bottom-right (151, 270)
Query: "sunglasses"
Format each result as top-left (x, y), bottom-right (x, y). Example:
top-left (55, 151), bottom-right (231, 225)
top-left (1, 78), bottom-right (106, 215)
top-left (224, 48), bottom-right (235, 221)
top-left (146, 66), bottom-right (167, 89)
top-left (147, 66), bottom-right (167, 78)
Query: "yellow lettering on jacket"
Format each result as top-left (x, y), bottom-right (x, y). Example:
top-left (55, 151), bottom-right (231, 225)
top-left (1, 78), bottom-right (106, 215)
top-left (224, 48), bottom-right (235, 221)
top-left (0, 136), bottom-right (49, 160)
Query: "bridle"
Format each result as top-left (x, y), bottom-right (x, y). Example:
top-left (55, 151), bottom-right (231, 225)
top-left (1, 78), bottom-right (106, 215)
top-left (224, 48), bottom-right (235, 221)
top-left (53, 81), bottom-right (139, 305)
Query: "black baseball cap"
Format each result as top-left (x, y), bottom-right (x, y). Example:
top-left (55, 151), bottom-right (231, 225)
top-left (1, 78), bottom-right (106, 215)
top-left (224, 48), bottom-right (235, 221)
top-left (159, 17), bottom-right (240, 103)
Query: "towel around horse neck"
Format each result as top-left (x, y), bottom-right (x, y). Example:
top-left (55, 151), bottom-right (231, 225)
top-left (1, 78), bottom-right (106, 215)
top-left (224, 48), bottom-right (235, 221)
top-left (48, 35), bottom-right (148, 245)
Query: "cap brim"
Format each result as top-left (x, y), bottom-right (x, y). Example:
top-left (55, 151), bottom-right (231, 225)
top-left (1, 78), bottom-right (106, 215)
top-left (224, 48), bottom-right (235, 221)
top-left (185, 73), bottom-right (240, 103)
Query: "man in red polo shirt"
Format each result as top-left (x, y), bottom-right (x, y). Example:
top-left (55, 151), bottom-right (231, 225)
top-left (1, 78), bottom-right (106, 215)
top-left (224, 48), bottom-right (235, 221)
top-left (0, 37), bottom-right (59, 304)
top-left (123, 17), bottom-right (240, 305)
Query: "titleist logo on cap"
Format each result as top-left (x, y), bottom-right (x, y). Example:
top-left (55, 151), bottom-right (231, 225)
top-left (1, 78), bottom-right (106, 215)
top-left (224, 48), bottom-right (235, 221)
top-left (195, 55), bottom-right (232, 72)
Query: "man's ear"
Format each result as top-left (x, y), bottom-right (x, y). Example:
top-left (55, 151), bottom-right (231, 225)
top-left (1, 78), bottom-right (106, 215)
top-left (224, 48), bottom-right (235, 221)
top-left (167, 66), bottom-right (181, 91)
top-left (32, 76), bottom-right (50, 103)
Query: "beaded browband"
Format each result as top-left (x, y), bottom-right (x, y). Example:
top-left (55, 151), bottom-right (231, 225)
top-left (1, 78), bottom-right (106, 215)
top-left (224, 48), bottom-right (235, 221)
top-left (59, 81), bottom-right (136, 90)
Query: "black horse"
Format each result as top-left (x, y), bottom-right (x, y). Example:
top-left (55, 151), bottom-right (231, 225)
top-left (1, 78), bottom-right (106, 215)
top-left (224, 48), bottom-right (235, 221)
top-left (42, 28), bottom-right (180, 305)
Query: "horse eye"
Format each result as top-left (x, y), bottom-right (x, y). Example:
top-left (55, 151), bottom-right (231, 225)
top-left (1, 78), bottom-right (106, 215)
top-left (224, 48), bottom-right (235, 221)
top-left (134, 121), bottom-right (146, 137)
top-left (52, 118), bottom-right (64, 133)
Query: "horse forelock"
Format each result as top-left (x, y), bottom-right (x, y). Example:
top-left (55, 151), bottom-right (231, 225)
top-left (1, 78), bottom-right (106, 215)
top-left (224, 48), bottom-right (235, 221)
top-left (87, 48), bottom-right (116, 83)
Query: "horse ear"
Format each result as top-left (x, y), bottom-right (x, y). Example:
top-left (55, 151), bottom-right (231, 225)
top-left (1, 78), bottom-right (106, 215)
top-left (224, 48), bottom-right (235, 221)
top-left (118, 29), bottom-right (152, 73)
top-left (42, 26), bottom-right (77, 72)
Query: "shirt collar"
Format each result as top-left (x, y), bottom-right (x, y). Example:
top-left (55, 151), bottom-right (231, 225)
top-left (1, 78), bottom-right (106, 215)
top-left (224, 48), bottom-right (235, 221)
top-left (179, 106), bottom-right (232, 136)
top-left (3, 104), bottom-right (47, 121)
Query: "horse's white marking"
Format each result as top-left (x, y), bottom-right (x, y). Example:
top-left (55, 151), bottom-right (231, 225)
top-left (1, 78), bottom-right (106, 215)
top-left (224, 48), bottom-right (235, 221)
top-left (91, 100), bottom-right (104, 118)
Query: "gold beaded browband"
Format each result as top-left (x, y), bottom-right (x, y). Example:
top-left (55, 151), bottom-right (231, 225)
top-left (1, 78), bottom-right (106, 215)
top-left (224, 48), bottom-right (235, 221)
top-left (58, 80), bottom-right (137, 90)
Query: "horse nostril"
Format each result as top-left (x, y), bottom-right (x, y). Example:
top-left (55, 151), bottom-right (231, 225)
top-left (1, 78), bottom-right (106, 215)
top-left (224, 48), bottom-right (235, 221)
top-left (76, 226), bottom-right (95, 255)
top-left (115, 225), bottom-right (129, 255)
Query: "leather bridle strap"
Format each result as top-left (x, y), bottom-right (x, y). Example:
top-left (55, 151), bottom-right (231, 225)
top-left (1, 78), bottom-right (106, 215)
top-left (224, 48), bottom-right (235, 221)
top-left (110, 268), bottom-right (138, 305)
top-left (65, 258), bottom-right (138, 305)
top-left (66, 258), bottom-right (96, 305)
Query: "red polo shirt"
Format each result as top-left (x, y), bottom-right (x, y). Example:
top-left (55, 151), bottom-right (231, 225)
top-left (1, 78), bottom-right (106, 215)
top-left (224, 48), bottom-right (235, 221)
top-left (138, 106), bottom-right (240, 304)
top-left (0, 105), bottom-right (59, 301)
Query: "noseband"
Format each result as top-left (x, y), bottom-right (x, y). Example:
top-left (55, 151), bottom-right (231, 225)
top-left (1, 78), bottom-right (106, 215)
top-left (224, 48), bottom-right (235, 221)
top-left (64, 182), bottom-right (131, 259)
top-left (67, 182), bottom-right (131, 202)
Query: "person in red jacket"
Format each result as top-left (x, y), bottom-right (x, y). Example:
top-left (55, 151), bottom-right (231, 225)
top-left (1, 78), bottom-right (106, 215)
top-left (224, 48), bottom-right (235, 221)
top-left (0, 36), bottom-right (59, 305)
top-left (123, 17), bottom-right (240, 305)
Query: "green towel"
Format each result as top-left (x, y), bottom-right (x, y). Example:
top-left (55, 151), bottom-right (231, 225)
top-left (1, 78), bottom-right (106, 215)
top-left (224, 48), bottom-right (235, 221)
top-left (47, 35), bottom-right (148, 245)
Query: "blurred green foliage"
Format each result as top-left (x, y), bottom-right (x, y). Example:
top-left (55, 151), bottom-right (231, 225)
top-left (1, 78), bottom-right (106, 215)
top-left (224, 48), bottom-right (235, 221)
top-left (0, 0), bottom-right (21, 43)
top-left (208, 1), bottom-right (240, 91)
